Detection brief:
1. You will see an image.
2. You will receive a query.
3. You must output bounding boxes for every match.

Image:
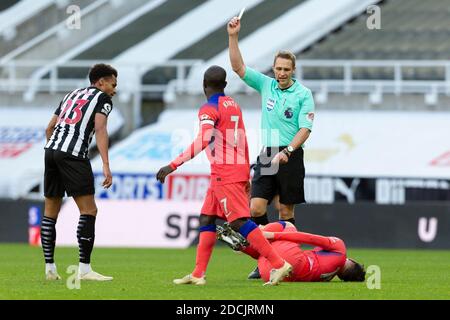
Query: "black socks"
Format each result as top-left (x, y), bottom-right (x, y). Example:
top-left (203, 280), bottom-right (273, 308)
top-left (41, 216), bottom-right (57, 264)
top-left (251, 213), bottom-right (269, 225)
top-left (77, 215), bottom-right (96, 264)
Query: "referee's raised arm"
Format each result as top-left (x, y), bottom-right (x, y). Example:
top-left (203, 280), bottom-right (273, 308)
top-left (226, 14), bottom-right (315, 281)
top-left (228, 17), bottom-right (246, 78)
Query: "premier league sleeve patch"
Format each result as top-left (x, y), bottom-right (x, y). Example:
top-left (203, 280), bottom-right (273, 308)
top-left (101, 103), bottom-right (112, 116)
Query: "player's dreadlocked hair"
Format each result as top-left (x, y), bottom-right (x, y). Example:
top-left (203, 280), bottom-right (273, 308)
top-left (89, 64), bottom-right (118, 84)
top-left (338, 259), bottom-right (366, 282)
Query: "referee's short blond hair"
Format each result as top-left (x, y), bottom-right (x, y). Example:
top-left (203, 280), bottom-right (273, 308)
top-left (273, 51), bottom-right (296, 69)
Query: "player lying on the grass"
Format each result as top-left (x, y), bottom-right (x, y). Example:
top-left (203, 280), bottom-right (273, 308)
top-left (218, 222), bottom-right (366, 282)
top-left (156, 65), bottom-right (292, 286)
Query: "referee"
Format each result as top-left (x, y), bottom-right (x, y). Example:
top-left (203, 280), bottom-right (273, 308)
top-left (228, 17), bottom-right (314, 278)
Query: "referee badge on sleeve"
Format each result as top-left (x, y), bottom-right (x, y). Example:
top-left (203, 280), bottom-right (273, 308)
top-left (266, 98), bottom-right (276, 112)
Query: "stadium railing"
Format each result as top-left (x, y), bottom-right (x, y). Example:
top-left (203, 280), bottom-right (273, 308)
top-left (0, 58), bottom-right (202, 97)
top-left (1, 59), bottom-right (450, 104)
top-left (172, 59), bottom-right (450, 105)
top-left (0, 0), bottom-right (110, 65)
top-left (293, 60), bottom-right (450, 105)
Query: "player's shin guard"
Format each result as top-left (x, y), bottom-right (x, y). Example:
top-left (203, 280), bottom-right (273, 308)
top-left (77, 215), bottom-right (96, 264)
top-left (41, 216), bottom-right (57, 263)
top-left (239, 220), bottom-right (284, 269)
top-left (192, 225), bottom-right (217, 278)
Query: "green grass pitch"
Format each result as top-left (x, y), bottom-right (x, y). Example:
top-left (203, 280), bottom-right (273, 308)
top-left (0, 244), bottom-right (449, 300)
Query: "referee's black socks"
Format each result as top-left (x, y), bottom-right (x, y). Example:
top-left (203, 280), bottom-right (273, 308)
top-left (77, 215), bottom-right (96, 264)
top-left (251, 213), bottom-right (269, 226)
top-left (281, 218), bottom-right (296, 225)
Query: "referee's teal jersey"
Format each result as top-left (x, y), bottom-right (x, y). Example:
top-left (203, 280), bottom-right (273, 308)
top-left (242, 66), bottom-right (315, 147)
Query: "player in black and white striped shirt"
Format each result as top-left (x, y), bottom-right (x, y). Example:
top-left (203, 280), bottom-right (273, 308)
top-left (45, 86), bottom-right (113, 159)
top-left (41, 64), bottom-right (117, 281)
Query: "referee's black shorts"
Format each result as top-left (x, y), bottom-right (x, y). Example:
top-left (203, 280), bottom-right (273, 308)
top-left (251, 146), bottom-right (305, 205)
top-left (44, 149), bottom-right (95, 198)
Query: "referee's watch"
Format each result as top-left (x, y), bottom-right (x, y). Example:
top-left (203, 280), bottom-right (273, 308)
top-left (282, 145), bottom-right (294, 157)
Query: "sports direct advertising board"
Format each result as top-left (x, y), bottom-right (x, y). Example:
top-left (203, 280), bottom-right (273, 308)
top-left (56, 199), bottom-right (202, 248)
top-left (57, 109), bottom-right (450, 248)
top-left (54, 199), bottom-right (450, 249)
top-left (91, 109), bottom-right (450, 203)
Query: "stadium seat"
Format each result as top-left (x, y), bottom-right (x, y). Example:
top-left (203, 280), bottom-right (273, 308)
top-left (297, 0), bottom-right (450, 80)
top-left (142, 0), bottom-right (306, 86)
